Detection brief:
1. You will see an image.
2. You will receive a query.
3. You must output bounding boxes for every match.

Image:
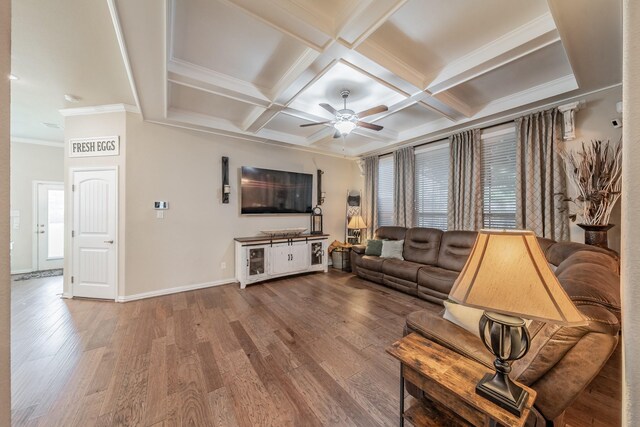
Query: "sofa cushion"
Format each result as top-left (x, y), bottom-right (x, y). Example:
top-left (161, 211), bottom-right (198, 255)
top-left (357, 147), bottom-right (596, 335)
top-left (403, 228), bottom-right (443, 265)
top-left (417, 265), bottom-right (459, 295)
top-left (436, 230), bottom-right (477, 272)
top-left (555, 251), bottom-right (619, 276)
top-left (375, 226), bottom-right (407, 241)
top-left (557, 264), bottom-right (621, 313)
top-left (382, 258), bottom-right (423, 282)
top-left (383, 275), bottom-right (418, 296)
top-left (356, 255), bottom-right (386, 272)
top-left (352, 245), bottom-right (365, 255)
top-left (364, 239), bottom-right (383, 256)
top-left (545, 241), bottom-right (615, 267)
top-left (381, 240), bottom-right (404, 260)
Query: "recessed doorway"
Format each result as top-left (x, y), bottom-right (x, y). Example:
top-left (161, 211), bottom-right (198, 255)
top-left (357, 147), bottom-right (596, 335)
top-left (33, 181), bottom-right (64, 271)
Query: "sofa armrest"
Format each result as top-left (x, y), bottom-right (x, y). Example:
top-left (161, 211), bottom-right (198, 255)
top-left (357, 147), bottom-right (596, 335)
top-left (352, 245), bottom-right (366, 255)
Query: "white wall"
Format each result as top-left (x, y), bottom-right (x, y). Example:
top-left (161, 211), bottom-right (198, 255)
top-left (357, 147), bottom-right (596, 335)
top-left (622, 0), bottom-right (640, 423)
top-left (9, 142), bottom-right (64, 272)
top-left (0, 0), bottom-right (11, 423)
top-left (124, 114), bottom-right (357, 296)
top-left (62, 111), bottom-right (127, 298)
top-left (61, 111), bottom-right (359, 298)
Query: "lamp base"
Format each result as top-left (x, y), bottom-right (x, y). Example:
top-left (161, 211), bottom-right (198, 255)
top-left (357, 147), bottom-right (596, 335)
top-left (476, 371), bottom-right (528, 417)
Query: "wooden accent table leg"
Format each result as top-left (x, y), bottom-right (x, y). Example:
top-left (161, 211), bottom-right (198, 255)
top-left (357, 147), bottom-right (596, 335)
top-left (400, 364), bottom-right (405, 427)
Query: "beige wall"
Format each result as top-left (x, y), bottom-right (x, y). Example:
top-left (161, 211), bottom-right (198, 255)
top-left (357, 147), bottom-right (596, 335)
top-left (62, 111), bottom-right (127, 297)
top-left (125, 114), bottom-right (357, 296)
top-left (0, 0), bottom-right (11, 423)
top-left (622, 0), bottom-right (640, 423)
top-left (9, 142), bottom-right (64, 272)
top-left (567, 85), bottom-right (623, 252)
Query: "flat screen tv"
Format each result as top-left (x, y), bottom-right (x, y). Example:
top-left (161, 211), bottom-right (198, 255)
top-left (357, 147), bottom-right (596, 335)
top-left (240, 167), bottom-right (313, 214)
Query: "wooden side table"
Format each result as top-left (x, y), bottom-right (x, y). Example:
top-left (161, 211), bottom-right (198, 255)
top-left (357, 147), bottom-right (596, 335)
top-left (386, 333), bottom-right (536, 427)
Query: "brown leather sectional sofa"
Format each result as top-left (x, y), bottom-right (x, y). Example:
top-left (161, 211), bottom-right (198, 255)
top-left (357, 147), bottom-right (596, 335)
top-left (351, 226), bottom-right (621, 426)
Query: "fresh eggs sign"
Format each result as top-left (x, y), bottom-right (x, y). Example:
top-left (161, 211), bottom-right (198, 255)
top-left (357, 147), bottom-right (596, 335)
top-left (68, 136), bottom-right (120, 158)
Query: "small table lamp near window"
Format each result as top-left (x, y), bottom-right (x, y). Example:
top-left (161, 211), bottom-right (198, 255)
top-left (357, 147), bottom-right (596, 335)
top-left (347, 215), bottom-right (367, 244)
top-left (449, 229), bottom-right (587, 416)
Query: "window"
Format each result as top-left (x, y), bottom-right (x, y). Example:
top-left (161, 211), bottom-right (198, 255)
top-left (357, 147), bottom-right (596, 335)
top-left (414, 141), bottom-right (449, 230)
top-left (377, 154), bottom-right (394, 226)
top-left (481, 126), bottom-right (517, 228)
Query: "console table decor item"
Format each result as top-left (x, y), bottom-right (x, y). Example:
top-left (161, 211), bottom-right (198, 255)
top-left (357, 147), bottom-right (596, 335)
top-left (559, 140), bottom-right (622, 248)
top-left (260, 228), bottom-right (307, 238)
top-left (387, 333), bottom-right (536, 427)
top-left (235, 233), bottom-right (328, 288)
top-left (449, 229), bottom-right (586, 416)
top-left (310, 206), bottom-right (323, 234)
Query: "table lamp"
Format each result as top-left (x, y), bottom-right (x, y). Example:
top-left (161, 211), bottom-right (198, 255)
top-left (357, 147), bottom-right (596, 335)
top-left (347, 215), bottom-right (367, 244)
top-left (448, 229), bottom-right (587, 416)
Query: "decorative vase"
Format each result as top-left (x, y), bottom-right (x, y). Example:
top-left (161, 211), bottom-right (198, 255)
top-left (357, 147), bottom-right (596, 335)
top-left (577, 224), bottom-right (614, 249)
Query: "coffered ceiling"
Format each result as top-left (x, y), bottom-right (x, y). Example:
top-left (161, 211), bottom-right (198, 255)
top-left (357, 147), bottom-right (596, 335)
top-left (10, 0), bottom-right (622, 157)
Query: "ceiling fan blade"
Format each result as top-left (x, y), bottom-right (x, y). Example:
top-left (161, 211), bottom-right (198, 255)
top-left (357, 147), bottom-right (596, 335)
top-left (333, 130), bottom-right (342, 138)
top-left (300, 121), bottom-right (331, 127)
top-left (356, 105), bottom-right (388, 118)
top-left (357, 121), bottom-right (383, 131)
top-left (319, 103), bottom-right (338, 115)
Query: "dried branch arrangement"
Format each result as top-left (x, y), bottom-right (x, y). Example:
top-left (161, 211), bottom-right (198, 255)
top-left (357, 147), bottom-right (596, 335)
top-left (559, 140), bottom-right (622, 225)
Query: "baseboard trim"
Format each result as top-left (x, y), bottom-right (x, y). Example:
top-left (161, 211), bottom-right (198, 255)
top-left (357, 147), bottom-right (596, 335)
top-left (11, 269), bottom-right (34, 275)
top-left (61, 292), bottom-right (73, 299)
top-left (115, 278), bottom-right (237, 302)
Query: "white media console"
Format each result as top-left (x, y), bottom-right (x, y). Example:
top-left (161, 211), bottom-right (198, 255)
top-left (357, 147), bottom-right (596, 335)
top-left (234, 234), bottom-right (329, 288)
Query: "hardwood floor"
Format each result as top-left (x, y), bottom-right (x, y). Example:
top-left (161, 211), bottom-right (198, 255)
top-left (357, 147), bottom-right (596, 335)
top-left (11, 271), bottom-right (620, 426)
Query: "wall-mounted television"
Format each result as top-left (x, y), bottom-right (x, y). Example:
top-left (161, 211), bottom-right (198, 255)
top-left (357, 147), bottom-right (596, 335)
top-left (240, 167), bottom-right (313, 214)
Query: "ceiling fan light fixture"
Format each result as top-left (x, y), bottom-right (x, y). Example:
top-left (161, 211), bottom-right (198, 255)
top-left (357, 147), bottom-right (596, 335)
top-left (334, 119), bottom-right (356, 135)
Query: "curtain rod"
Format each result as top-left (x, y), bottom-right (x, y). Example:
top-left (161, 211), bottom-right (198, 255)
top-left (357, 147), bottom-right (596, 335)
top-left (363, 82), bottom-right (624, 159)
top-left (374, 118), bottom-right (516, 158)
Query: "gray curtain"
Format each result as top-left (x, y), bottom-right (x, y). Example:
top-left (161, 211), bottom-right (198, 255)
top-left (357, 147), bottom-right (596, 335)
top-left (362, 156), bottom-right (378, 239)
top-left (393, 146), bottom-right (415, 227)
top-left (515, 109), bottom-right (569, 240)
top-left (448, 129), bottom-right (483, 230)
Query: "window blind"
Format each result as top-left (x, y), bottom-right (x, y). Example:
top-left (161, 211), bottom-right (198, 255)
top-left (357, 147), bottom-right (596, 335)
top-left (414, 141), bottom-right (449, 230)
top-left (377, 154), bottom-right (395, 226)
top-left (481, 127), bottom-right (517, 229)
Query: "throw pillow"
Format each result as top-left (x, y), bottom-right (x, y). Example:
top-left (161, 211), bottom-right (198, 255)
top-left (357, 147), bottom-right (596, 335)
top-left (443, 300), bottom-right (534, 338)
top-left (380, 239), bottom-right (404, 260)
top-left (364, 239), bottom-right (384, 256)
top-left (443, 300), bottom-right (484, 337)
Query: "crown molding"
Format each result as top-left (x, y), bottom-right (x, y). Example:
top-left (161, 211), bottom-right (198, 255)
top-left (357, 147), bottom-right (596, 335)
top-left (358, 83), bottom-right (621, 159)
top-left (59, 104), bottom-right (140, 117)
top-left (10, 137), bottom-right (64, 148)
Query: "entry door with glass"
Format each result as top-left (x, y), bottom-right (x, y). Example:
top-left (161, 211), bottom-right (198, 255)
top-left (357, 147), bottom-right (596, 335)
top-left (35, 182), bottom-right (65, 270)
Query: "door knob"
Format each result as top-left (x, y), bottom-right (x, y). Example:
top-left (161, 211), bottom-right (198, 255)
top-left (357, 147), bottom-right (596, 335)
top-left (104, 240), bottom-right (114, 244)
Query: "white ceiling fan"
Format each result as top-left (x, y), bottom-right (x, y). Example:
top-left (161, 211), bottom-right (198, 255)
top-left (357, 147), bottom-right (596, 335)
top-left (300, 90), bottom-right (388, 138)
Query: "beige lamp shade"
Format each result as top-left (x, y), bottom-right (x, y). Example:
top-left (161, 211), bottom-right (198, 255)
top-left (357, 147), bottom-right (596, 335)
top-left (347, 215), bottom-right (367, 229)
top-left (449, 229), bottom-right (587, 326)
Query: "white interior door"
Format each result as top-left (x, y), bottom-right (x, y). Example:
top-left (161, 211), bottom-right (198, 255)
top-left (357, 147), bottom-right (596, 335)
top-left (72, 169), bottom-right (117, 299)
top-left (35, 182), bottom-right (65, 271)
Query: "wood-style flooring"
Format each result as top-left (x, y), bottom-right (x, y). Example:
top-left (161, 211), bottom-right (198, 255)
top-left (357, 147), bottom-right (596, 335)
top-left (10, 270), bottom-right (620, 426)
